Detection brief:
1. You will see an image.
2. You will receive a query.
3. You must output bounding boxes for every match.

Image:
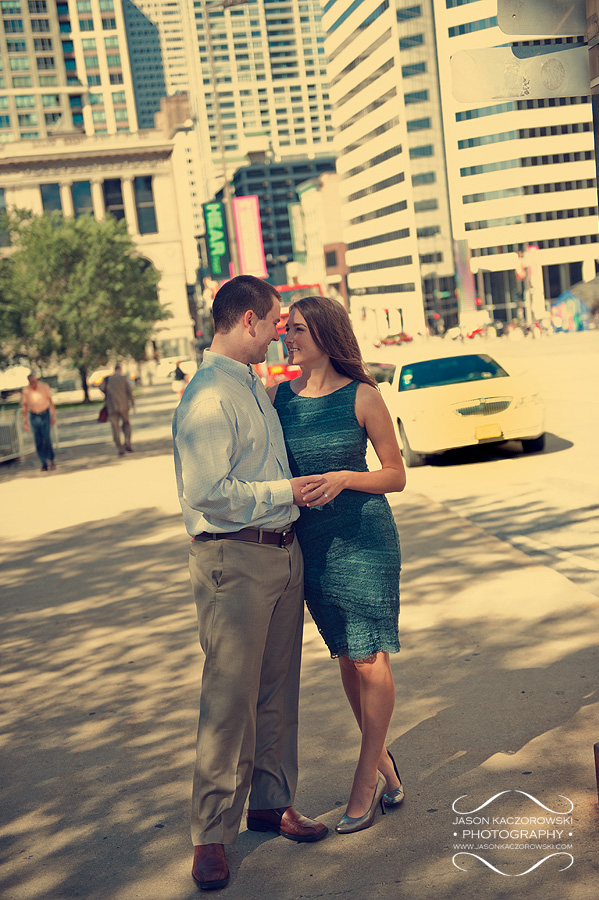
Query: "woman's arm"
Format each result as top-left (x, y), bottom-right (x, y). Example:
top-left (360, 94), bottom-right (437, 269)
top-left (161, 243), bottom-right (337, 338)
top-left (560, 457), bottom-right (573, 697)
top-left (266, 384), bottom-right (279, 406)
top-left (303, 383), bottom-right (406, 506)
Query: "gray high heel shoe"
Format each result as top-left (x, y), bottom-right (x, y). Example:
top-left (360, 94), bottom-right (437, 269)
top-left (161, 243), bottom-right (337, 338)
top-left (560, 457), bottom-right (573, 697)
top-left (383, 749), bottom-right (405, 808)
top-left (335, 773), bottom-right (387, 834)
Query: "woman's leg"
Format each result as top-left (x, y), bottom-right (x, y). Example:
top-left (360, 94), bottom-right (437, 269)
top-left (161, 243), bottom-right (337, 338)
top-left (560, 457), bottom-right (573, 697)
top-left (338, 653), bottom-right (401, 817)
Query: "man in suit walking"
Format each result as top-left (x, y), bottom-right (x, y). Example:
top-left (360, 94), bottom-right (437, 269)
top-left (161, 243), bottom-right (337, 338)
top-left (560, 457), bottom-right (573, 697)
top-left (101, 363), bottom-right (135, 455)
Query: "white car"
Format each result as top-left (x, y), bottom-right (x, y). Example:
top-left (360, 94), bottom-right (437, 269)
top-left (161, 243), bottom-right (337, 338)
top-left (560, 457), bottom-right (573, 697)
top-left (369, 349), bottom-right (545, 467)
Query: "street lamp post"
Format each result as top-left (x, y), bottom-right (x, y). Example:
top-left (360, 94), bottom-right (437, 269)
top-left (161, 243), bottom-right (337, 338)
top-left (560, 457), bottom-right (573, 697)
top-left (202, 0), bottom-right (250, 277)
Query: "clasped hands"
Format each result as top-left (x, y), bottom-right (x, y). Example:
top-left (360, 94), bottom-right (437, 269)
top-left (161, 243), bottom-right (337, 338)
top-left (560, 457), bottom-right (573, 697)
top-left (290, 471), bottom-right (346, 508)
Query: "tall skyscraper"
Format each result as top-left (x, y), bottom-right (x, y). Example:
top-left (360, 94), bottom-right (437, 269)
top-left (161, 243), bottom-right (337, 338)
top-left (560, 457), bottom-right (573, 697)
top-left (120, 0), bottom-right (336, 243)
top-left (194, 0), bottom-right (334, 169)
top-left (435, 0), bottom-right (598, 319)
top-left (0, 0), bottom-right (139, 142)
top-left (322, 0), bottom-right (458, 336)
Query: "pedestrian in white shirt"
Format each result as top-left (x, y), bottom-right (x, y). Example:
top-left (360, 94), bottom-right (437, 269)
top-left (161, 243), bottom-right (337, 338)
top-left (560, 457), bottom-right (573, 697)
top-left (172, 275), bottom-right (329, 892)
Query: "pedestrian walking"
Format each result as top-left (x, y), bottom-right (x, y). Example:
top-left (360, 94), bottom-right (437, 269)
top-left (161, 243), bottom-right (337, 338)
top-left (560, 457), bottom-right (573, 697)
top-left (269, 295), bottom-right (406, 835)
top-left (173, 361), bottom-right (189, 399)
top-left (21, 372), bottom-right (56, 472)
top-left (100, 364), bottom-right (134, 456)
top-left (172, 275), bottom-right (328, 892)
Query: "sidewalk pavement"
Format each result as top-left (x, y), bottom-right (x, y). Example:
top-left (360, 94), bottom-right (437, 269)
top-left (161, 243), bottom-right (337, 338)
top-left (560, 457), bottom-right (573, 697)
top-left (0, 385), bottom-right (597, 900)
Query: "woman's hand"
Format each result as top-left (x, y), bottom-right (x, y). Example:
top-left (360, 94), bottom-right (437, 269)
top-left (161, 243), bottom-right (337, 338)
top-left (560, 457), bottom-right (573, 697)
top-left (301, 471), bottom-right (348, 507)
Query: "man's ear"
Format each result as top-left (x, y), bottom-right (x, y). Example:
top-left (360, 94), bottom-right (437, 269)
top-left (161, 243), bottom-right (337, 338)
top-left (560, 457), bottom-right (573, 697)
top-left (243, 309), bottom-right (256, 336)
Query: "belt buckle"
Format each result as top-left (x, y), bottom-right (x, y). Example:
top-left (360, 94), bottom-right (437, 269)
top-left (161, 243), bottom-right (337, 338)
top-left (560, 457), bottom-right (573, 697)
top-left (278, 528), bottom-right (290, 547)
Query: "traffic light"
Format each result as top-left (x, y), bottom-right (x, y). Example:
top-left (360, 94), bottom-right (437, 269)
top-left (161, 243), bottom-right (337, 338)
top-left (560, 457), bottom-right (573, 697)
top-left (475, 297), bottom-right (483, 308)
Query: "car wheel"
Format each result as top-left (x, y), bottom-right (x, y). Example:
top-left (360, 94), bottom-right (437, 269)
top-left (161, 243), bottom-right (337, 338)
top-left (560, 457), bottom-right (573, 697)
top-left (398, 421), bottom-right (425, 467)
top-left (521, 434), bottom-right (546, 454)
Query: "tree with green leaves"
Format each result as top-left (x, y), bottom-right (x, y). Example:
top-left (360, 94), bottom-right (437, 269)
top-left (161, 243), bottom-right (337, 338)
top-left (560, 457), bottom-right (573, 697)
top-left (0, 210), bottom-right (170, 400)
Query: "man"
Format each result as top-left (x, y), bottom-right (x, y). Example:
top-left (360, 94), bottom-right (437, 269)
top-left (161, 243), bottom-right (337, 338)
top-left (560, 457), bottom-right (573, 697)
top-left (100, 363), bottom-right (135, 455)
top-left (22, 372), bottom-right (56, 472)
top-left (173, 275), bottom-right (328, 892)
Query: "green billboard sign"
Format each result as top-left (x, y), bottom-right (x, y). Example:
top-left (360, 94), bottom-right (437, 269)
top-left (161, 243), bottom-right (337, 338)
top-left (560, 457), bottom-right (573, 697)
top-left (202, 201), bottom-right (231, 279)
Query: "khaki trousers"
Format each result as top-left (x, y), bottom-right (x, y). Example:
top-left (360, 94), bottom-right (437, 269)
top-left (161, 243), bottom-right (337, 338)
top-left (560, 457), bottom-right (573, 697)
top-left (189, 534), bottom-right (304, 846)
top-left (108, 410), bottom-right (131, 450)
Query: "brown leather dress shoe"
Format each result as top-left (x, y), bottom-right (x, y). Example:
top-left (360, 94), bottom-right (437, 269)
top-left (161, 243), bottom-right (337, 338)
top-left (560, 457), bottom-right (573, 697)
top-left (192, 844), bottom-right (230, 891)
top-left (246, 806), bottom-right (328, 842)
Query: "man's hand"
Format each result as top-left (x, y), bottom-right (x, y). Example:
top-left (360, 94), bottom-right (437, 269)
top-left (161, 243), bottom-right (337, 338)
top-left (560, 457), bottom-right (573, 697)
top-left (290, 474), bottom-right (325, 506)
top-left (23, 420), bottom-right (29, 432)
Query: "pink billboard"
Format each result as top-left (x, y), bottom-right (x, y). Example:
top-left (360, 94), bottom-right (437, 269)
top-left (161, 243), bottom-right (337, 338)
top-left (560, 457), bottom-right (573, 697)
top-left (232, 195), bottom-right (268, 278)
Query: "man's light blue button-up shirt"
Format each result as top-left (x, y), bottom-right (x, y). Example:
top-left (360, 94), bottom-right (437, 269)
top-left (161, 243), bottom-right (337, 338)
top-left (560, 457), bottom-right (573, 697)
top-left (173, 350), bottom-right (298, 536)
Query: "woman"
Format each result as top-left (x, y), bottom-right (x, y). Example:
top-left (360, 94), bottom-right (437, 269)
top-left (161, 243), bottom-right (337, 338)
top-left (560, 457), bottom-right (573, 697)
top-left (267, 295), bottom-right (406, 834)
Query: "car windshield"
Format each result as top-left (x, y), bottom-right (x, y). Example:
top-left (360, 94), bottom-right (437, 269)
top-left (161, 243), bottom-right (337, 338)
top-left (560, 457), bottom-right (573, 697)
top-left (399, 354), bottom-right (509, 391)
top-left (367, 362), bottom-right (397, 384)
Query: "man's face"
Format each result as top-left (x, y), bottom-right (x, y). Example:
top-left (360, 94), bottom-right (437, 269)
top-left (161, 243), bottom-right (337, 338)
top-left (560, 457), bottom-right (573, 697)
top-left (28, 375), bottom-right (38, 389)
top-left (249, 297), bottom-right (281, 364)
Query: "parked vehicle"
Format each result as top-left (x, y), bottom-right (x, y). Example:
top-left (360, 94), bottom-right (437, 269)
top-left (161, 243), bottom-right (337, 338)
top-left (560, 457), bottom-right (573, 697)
top-left (368, 350), bottom-right (545, 467)
top-left (373, 332), bottom-right (413, 347)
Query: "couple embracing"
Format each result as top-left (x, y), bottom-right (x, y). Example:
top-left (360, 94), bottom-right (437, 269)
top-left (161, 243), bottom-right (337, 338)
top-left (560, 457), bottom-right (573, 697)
top-left (172, 275), bottom-right (406, 891)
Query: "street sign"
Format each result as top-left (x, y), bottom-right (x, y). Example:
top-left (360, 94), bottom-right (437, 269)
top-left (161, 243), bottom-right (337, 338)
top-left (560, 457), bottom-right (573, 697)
top-left (497, 0), bottom-right (586, 36)
top-left (202, 201), bottom-right (231, 279)
top-left (451, 44), bottom-right (589, 102)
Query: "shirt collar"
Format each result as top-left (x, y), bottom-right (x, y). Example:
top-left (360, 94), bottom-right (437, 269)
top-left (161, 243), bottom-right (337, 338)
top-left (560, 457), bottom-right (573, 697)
top-left (202, 349), bottom-right (253, 387)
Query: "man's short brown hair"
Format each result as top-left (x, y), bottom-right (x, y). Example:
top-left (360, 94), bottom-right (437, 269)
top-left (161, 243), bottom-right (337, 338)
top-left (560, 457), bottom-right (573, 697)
top-left (212, 275), bottom-right (280, 334)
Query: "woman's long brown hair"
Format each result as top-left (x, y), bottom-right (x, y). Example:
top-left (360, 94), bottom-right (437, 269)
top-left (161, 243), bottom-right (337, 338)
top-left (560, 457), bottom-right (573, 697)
top-left (290, 295), bottom-right (377, 388)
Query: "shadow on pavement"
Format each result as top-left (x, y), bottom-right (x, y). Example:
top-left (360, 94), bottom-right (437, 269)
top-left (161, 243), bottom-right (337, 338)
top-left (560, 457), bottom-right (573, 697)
top-left (0, 495), bottom-right (597, 899)
top-left (427, 432), bottom-right (572, 468)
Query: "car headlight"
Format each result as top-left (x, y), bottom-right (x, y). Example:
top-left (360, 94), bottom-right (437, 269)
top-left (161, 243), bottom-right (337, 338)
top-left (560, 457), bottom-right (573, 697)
top-left (513, 392), bottom-right (542, 408)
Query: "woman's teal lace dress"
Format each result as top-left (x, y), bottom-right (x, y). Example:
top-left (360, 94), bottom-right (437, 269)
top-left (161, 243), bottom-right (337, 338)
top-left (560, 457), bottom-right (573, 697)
top-left (274, 380), bottom-right (400, 661)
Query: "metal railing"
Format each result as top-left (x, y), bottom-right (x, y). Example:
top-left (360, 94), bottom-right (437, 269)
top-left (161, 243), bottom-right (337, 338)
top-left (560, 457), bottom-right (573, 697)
top-left (0, 406), bottom-right (59, 464)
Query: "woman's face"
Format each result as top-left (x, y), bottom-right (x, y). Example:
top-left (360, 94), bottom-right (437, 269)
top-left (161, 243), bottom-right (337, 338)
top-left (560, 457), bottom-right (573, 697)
top-left (284, 307), bottom-right (325, 367)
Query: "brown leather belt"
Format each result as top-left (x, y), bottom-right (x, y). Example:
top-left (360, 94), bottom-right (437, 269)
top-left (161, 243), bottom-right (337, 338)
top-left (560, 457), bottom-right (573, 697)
top-left (194, 525), bottom-right (295, 548)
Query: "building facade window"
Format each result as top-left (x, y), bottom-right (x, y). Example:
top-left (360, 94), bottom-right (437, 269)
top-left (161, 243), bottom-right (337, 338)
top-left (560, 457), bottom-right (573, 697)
top-left (103, 178), bottom-right (125, 220)
top-left (0, 186), bottom-right (9, 246)
top-left (71, 180), bottom-right (93, 216)
top-left (409, 144), bottom-right (433, 157)
top-left (407, 116), bottom-right (431, 131)
top-left (404, 89), bottom-right (428, 104)
top-left (401, 61), bottom-right (425, 77)
top-left (134, 175), bottom-right (157, 234)
top-left (399, 33), bottom-right (423, 50)
top-left (397, 5), bottom-right (422, 21)
top-left (448, 16), bottom-right (498, 37)
top-left (4, 18), bottom-right (24, 32)
top-left (40, 182), bottom-right (62, 213)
